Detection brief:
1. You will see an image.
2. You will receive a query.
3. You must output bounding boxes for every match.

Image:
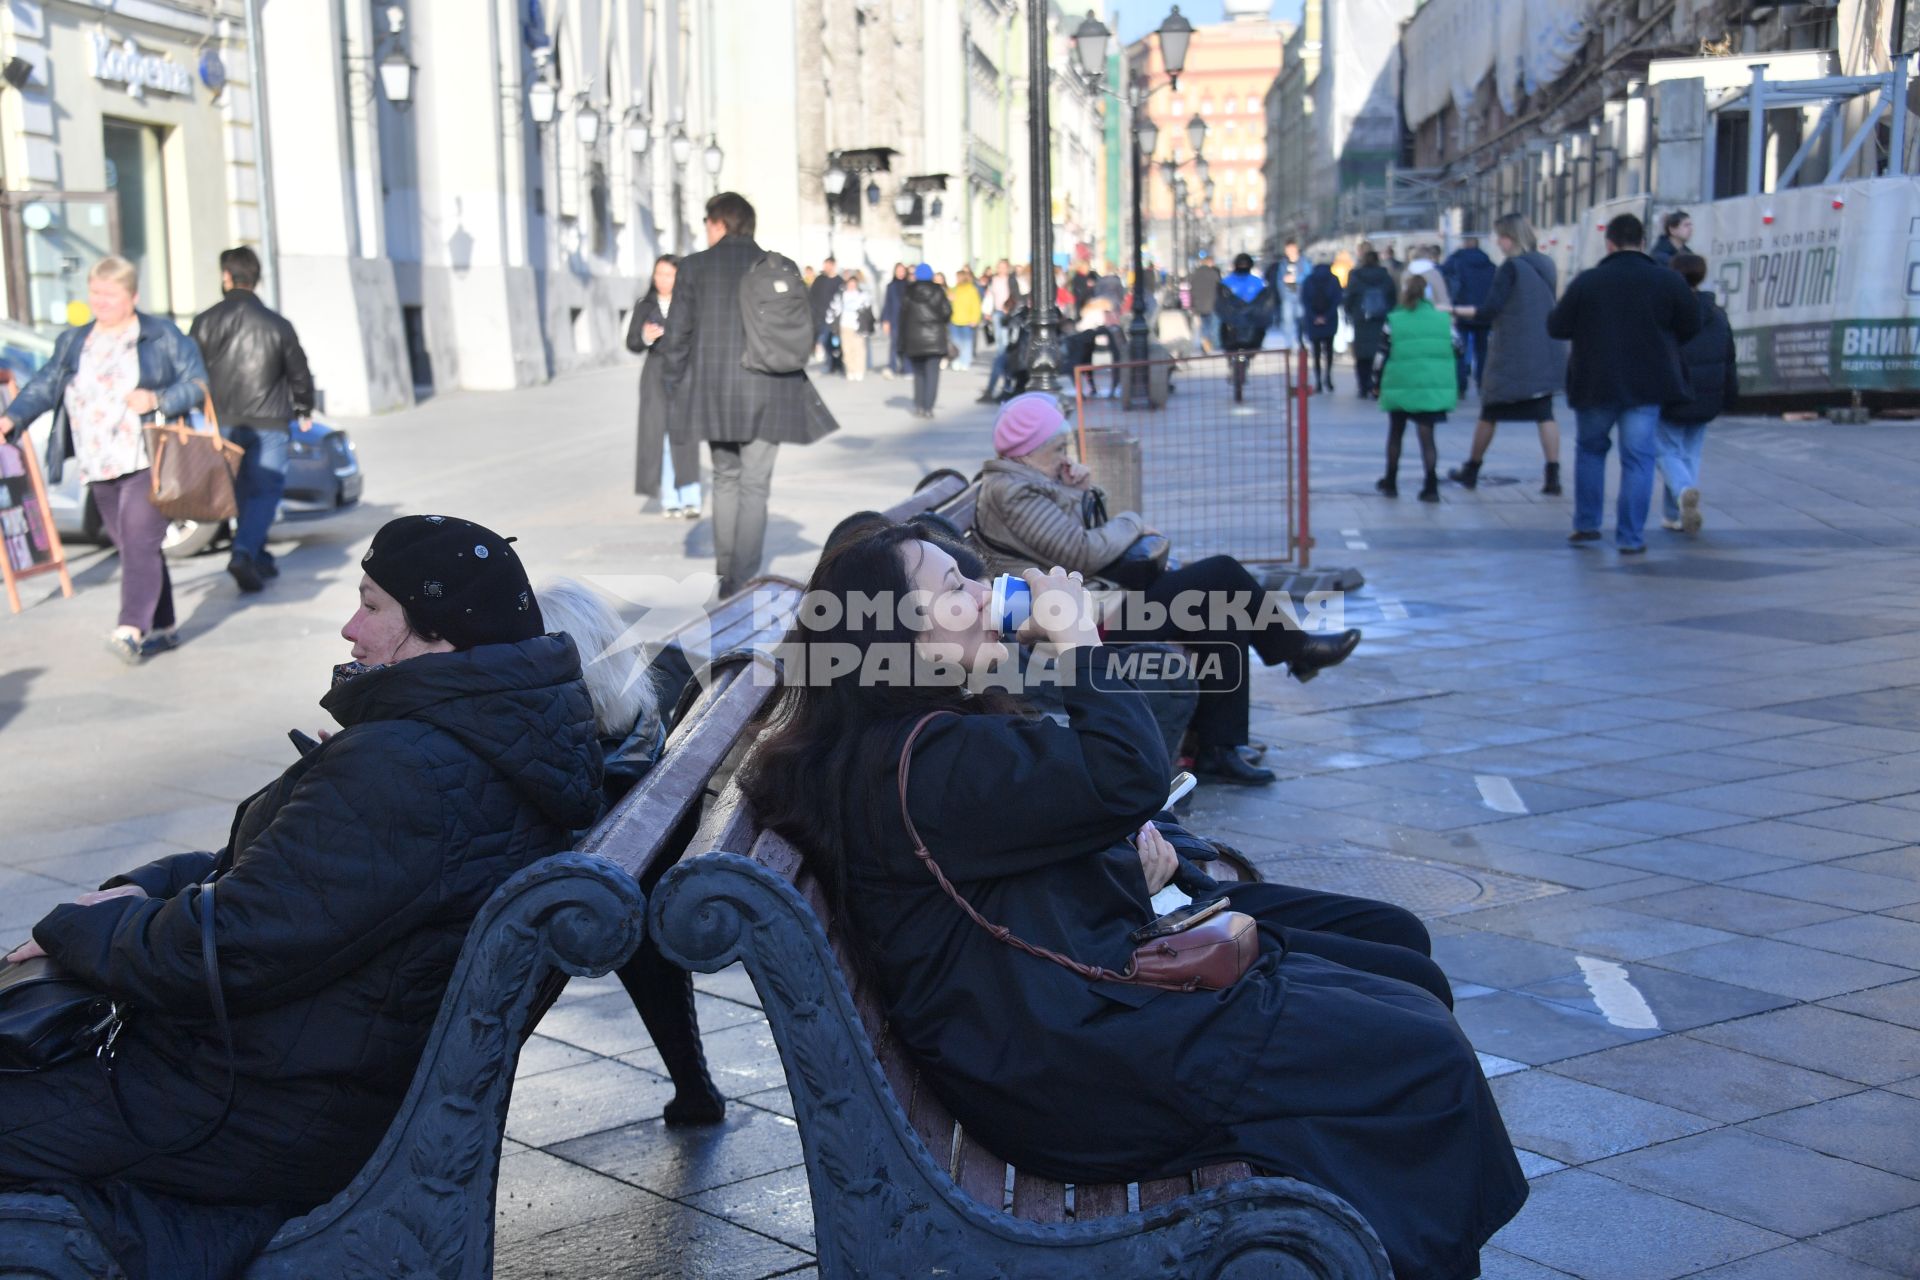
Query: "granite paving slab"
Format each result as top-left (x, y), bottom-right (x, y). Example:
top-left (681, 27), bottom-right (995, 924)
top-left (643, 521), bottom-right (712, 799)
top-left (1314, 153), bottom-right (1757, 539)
top-left (1487, 1072), bottom-right (1715, 1165)
top-left (1724, 864), bottom-right (1920, 911)
top-left (1644, 936), bottom-right (1915, 1002)
top-left (1741, 1090), bottom-right (1920, 1179)
top-left (1605, 885), bottom-right (1856, 935)
top-left (1546, 1036), bottom-right (1863, 1124)
top-left (1488, 1169), bottom-right (1788, 1280)
top-left (1517, 963), bottom-right (1792, 1033)
top-left (1691, 1006), bottom-right (1920, 1085)
top-left (1803, 1205), bottom-right (1920, 1275)
top-left (1456, 991), bottom-right (1667, 1065)
top-left (1821, 977), bottom-right (1920, 1030)
top-left (1682, 1241), bottom-right (1909, 1279)
top-left (550, 1107), bottom-right (807, 1200)
top-left (1588, 1127), bottom-right (1920, 1237)
top-left (1772, 914), bottom-right (1920, 969)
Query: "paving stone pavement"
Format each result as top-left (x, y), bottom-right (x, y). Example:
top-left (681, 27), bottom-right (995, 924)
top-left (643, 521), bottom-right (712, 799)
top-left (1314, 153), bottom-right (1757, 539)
top-left (4, 350), bottom-right (1919, 1278)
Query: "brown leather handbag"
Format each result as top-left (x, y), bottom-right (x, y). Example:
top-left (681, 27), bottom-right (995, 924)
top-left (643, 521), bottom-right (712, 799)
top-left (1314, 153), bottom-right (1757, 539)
top-left (898, 712), bottom-right (1259, 993)
top-left (144, 388), bottom-right (242, 523)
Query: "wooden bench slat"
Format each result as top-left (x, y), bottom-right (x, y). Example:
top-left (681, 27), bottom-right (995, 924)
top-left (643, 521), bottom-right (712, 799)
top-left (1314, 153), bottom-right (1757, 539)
top-left (1010, 1171), bottom-right (1067, 1223)
top-left (881, 473), bottom-right (968, 523)
top-left (1195, 1161), bottom-right (1254, 1191)
top-left (955, 1134), bottom-right (1009, 1212)
top-left (906, 1071), bottom-right (960, 1175)
top-left (1137, 1175), bottom-right (1194, 1209)
top-left (1074, 1182), bottom-right (1129, 1221)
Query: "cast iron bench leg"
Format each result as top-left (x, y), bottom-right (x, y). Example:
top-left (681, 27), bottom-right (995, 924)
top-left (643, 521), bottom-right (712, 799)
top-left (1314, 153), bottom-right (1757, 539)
top-left (244, 852), bottom-right (646, 1280)
top-left (651, 852), bottom-right (1392, 1280)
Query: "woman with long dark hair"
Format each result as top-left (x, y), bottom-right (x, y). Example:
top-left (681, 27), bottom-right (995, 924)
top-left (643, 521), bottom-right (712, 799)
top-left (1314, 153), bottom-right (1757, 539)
top-left (627, 254), bottom-right (702, 517)
top-left (741, 520), bottom-right (1527, 1280)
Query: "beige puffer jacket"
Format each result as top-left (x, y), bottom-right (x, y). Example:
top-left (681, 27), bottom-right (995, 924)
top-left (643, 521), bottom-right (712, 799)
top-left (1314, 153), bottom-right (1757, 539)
top-left (973, 457), bottom-right (1144, 579)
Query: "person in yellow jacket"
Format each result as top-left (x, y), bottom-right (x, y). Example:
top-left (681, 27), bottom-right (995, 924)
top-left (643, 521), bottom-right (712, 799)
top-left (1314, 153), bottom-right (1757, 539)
top-left (948, 268), bottom-right (984, 371)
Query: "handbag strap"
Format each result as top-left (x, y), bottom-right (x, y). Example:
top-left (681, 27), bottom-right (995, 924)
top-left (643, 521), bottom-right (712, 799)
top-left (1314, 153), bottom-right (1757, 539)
top-left (898, 712), bottom-right (1132, 986)
top-left (105, 880), bottom-right (238, 1156)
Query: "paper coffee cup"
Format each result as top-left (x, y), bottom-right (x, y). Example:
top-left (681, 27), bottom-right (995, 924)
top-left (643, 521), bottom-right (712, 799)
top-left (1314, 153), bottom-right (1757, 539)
top-left (990, 574), bottom-right (1032, 635)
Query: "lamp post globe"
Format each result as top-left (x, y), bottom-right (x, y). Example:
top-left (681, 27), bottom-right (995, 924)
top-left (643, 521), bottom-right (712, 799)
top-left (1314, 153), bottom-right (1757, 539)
top-left (574, 101), bottom-right (600, 146)
top-left (893, 190), bottom-right (916, 218)
top-left (702, 136), bottom-right (723, 175)
top-left (378, 49), bottom-right (415, 107)
top-left (823, 164), bottom-right (849, 197)
top-left (1157, 5), bottom-right (1193, 82)
top-left (1186, 113), bottom-right (1207, 155)
top-left (528, 76), bottom-right (557, 126)
top-left (1070, 11), bottom-right (1110, 83)
top-left (669, 127), bottom-right (692, 168)
top-left (1135, 116), bottom-right (1159, 157)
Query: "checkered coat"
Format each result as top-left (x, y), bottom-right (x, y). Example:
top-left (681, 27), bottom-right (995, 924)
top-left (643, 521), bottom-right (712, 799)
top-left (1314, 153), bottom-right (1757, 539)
top-left (657, 234), bottom-right (840, 446)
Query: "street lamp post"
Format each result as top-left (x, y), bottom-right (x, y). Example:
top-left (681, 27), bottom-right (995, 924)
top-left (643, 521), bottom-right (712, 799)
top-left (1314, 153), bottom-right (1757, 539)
top-left (1024, 0), bottom-right (1065, 394)
top-left (1067, 8), bottom-right (1192, 407)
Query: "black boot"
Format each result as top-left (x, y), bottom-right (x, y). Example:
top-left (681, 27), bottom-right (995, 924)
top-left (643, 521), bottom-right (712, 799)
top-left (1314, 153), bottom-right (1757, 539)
top-left (1542, 462), bottom-right (1562, 495)
top-left (1289, 628), bottom-right (1362, 683)
top-left (1447, 459), bottom-right (1481, 489)
top-left (616, 940), bottom-right (726, 1126)
top-left (1375, 475), bottom-right (1398, 497)
top-left (1194, 744), bottom-right (1277, 786)
top-left (1419, 471), bottom-right (1440, 502)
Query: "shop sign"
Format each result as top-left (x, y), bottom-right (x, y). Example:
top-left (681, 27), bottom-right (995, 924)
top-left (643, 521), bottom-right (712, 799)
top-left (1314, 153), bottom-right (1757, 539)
top-left (90, 32), bottom-right (193, 99)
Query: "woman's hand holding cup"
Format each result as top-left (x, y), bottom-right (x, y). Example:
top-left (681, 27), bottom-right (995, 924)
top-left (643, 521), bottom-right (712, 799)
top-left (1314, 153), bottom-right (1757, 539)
top-left (1018, 566), bottom-right (1101, 652)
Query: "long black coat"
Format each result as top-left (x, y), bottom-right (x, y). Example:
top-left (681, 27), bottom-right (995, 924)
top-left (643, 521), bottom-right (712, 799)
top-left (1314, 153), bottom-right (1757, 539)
top-left (22, 637), bottom-right (602, 1208)
top-left (627, 294), bottom-right (702, 496)
top-left (843, 648), bottom-right (1526, 1280)
top-left (657, 233), bottom-right (839, 446)
top-left (1547, 249), bottom-right (1702, 410)
top-left (1667, 290), bottom-right (1739, 425)
top-left (1343, 265), bottom-right (1397, 360)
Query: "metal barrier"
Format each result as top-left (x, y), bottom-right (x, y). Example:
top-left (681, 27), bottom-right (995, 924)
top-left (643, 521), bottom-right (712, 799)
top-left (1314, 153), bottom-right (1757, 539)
top-left (1071, 346), bottom-right (1313, 568)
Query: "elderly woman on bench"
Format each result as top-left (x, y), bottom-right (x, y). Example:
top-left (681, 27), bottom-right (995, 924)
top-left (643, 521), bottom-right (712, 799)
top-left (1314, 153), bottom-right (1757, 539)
top-left (740, 519), bottom-right (1528, 1280)
top-left (0, 516), bottom-right (602, 1276)
top-left (973, 393), bottom-right (1362, 786)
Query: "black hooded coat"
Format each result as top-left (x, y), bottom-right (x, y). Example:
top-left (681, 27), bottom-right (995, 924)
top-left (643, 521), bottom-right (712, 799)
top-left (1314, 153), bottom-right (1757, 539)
top-left (2, 636), bottom-right (602, 1270)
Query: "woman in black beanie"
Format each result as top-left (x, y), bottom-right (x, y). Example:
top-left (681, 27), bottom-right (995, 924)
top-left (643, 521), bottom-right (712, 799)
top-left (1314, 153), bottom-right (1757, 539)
top-left (0, 514), bottom-right (602, 1275)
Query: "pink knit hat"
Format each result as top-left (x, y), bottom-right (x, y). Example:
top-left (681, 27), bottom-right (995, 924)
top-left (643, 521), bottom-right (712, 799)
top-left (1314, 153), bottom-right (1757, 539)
top-left (993, 392), bottom-right (1066, 459)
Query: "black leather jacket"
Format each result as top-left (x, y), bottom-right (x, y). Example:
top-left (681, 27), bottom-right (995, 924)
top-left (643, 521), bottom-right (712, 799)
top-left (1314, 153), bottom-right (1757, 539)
top-left (189, 289), bottom-right (316, 428)
top-left (898, 281), bottom-right (953, 358)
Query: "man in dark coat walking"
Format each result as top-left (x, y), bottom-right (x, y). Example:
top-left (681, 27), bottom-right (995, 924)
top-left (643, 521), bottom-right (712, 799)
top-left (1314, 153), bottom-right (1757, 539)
top-left (1440, 237), bottom-right (1496, 389)
top-left (659, 193), bottom-right (840, 597)
top-left (1188, 251), bottom-right (1222, 351)
top-left (189, 246), bottom-right (316, 594)
top-left (1547, 213), bottom-right (1701, 554)
top-left (808, 256), bottom-right (845, 375)
top-left (1656, 252), bottom-right (1738, 536)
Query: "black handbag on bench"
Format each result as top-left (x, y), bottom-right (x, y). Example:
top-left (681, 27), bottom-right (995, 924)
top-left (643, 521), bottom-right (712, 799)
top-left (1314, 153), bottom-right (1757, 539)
top-left (0, 957), bottom-right (117, 1073)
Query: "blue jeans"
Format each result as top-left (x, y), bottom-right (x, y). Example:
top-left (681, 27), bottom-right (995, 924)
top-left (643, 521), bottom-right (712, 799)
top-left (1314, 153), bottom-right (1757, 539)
top-left (1573, 405), bottom-right (1660, 548)
top-left (1200, 313), bottom-right (1222, 350)
top-left (222, 424), bottom-right (288, 561)
top-left (950, 323), bottom-right (975, 370)
top-left (661, 438), bottom-right (700, 511)
top-left (1656, 419), bottom-right (1707, 521)
top-left (985, 347), bottom-right (1011, 398)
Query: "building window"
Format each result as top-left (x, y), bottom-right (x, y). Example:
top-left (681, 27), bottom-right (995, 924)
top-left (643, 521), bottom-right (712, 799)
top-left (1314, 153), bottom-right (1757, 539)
top-left (1246, 95), bottom-right (1259, 113)
top-left (1201, 98), bottom-right (1213, 114)
top-left (1224, 98), bottom-right (1237, 114)
top-left (1170, 97), bottom-right (1183, 114)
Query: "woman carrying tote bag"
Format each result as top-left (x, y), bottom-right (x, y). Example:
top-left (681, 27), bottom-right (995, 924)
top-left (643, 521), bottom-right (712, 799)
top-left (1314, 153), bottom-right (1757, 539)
top-left (0, 256), bottom-right (207, 664)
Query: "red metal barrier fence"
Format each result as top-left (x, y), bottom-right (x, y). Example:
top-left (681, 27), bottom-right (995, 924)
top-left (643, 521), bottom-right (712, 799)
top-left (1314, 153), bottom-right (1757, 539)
top-left (1071, 346), bottom-right (1313, 568)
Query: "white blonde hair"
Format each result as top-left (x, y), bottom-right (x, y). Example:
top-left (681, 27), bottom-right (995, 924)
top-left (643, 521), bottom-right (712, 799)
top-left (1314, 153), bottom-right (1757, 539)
top-left (89, 255), bottom-right (140, 296)
top-left (537, 577), bottom-right (660, 738)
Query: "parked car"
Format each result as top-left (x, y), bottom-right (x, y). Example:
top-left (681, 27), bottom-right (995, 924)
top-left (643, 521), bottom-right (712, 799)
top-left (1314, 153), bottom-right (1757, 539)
top-left (0, 318), bottom-right (362, 558)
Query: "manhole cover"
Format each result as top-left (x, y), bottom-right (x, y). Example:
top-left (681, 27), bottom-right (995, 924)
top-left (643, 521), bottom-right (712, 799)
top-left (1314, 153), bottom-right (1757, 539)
top-left (1255, 853), bottom-right (1564, 918)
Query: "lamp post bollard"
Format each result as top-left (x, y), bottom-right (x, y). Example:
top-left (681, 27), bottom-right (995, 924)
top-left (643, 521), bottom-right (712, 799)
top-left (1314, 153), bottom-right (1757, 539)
top-left (1126, 122), bottom-right (1151, 408)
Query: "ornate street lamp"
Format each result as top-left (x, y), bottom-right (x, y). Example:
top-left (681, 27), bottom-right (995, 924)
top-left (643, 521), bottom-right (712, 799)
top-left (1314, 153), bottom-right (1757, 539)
top-left (1187, 113), bottom-right (1208, 155)
top-left (669, 126), bottom-right (693, 168)
top-left (574, 97), bottom-right (600, 145)
top-left (702, 136), bottom-right (723, 175)
top-left (625, 109), bottom-right (650, 154)
top-left (528, 72), bottom-right (557, 126)
top-left (376, 6), bottom-right (416, 108)
top-left (894, 189), bottom-right (917, 218)
top-left (1070, 12), bottom-right (1110, 83)
top-left (823, 164), bottom-right (849, 197)
top-left (1158, 6), bottom-right (1193, 86)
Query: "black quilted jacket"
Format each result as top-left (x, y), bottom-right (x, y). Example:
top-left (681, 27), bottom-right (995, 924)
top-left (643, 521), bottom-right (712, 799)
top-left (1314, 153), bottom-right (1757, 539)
top-left (33, 635), bottom-right (602, 1203)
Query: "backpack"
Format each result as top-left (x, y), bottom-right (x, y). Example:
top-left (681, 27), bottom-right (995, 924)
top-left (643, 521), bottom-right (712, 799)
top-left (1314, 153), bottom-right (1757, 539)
top-left (1359, 283), bottom-right (1391, 323)
top-left (738, 252), bottom-right (814, 374)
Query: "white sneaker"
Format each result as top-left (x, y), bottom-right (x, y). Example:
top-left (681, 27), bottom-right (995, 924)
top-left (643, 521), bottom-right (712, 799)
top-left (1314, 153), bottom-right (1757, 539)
top-left (1661, 518), bottom-right (1685, 532)
top-left (1679, 487), bottom-right (1702, 534)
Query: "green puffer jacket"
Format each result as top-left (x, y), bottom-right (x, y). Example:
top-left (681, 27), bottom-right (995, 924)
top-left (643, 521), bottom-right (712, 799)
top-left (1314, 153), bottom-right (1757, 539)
top-left (1376, 300), bottom-right (1459, 415)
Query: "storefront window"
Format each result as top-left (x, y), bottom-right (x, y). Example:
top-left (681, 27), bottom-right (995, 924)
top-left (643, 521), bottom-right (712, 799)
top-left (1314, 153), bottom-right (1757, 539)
top-left (3, 194), bottom-right (118, 335)
top-left (102, 119), bottom-right (172, 316)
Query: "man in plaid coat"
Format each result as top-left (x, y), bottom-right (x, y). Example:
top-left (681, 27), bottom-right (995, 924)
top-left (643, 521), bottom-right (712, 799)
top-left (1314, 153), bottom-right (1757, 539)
top-left (659, 192), bottom-right (840, 597)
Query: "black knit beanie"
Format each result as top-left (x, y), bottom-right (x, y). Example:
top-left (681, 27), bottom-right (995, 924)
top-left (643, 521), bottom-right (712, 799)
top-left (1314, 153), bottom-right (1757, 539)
top-left (360, 515), bottom-right (544, 649)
